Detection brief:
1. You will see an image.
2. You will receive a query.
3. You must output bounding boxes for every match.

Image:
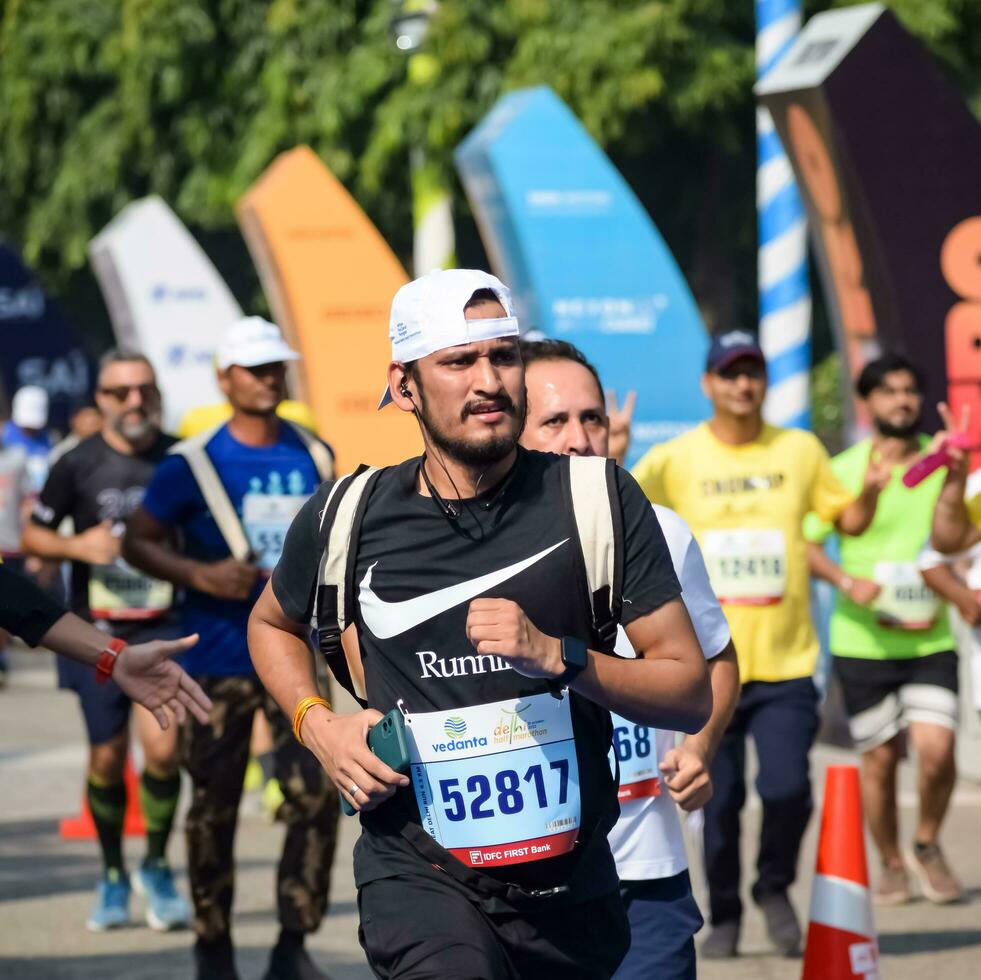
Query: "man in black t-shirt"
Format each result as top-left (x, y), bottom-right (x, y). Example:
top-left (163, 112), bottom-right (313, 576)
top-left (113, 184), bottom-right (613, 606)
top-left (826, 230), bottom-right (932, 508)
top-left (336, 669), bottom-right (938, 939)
top-left (250, 269), bottom-right (711, 979)
top-left (22, 350), bottom-right (190, 935)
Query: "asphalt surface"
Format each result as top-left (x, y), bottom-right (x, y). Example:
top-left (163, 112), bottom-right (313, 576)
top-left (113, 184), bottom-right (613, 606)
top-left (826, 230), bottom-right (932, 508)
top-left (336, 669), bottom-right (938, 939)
top-left (2, 649), bottom-right (979, 979)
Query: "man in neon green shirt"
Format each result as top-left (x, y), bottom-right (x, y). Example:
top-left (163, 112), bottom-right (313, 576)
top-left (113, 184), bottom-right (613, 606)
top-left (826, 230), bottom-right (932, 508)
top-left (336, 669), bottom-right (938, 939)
top-left (806, 354), bottom-right (964, 906)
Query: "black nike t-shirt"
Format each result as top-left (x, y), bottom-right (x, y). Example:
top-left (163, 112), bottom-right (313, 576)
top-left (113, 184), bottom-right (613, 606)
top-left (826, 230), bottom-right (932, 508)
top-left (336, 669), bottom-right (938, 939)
top-left (31, 432), bottom-right (177, 633)
top-left (273, 447), bottom-right (680, 901)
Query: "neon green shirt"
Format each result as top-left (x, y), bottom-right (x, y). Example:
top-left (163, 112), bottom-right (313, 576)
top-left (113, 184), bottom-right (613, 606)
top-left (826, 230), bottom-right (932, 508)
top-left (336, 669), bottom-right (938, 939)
top-left (803, 437), bottom-right (953, 660)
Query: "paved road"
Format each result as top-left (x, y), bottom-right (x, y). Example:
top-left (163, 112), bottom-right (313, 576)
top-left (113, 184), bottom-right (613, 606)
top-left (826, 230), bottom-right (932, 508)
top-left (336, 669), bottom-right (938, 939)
top-left (2, 650), bottom-right (979, 978)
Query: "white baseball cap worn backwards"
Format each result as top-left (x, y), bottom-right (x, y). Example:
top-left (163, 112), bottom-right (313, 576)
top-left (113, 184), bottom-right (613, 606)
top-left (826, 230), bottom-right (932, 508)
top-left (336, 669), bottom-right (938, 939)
top-left (379, 268), bottom-right (520, 408)
top-left (217, 316), bottom-right (301, 371)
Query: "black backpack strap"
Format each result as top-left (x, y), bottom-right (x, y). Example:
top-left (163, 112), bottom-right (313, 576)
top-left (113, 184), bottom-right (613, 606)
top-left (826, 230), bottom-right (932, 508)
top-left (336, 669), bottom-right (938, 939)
top-left (314, 464), bottom-right (381, 704)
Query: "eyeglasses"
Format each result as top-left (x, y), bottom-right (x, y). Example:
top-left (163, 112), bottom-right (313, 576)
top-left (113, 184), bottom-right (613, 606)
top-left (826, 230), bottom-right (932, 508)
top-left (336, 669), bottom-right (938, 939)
top-left (98, 383), bottom-right (159, 401)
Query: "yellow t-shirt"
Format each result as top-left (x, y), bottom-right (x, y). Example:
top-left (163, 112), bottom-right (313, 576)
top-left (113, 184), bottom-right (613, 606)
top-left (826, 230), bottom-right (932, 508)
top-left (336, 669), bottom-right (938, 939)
top-left (632, 422), bottom-right (854, 682)
top-left (176, 400), bottom-right (319, 439)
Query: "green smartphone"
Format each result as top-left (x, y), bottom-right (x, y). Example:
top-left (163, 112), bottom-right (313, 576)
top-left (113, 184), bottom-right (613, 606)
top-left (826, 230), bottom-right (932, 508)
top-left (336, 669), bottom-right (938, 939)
top-left (341, 707), bottom-right (410, 816)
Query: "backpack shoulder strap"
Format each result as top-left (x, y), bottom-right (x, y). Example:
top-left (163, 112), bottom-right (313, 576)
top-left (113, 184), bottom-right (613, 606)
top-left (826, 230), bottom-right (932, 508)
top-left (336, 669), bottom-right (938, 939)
top-left (566, 455), bottom-right (624, 651)
top-left (315, 464), bottom-right (382, 703)
top-left (169, 425), bottom-right (251, 561)
top-left (281, 419), bottom-right (335, 482)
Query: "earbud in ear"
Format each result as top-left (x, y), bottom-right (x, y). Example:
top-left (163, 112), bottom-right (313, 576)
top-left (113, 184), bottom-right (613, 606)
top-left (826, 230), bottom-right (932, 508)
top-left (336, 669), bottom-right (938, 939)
top-left (400, 379), bottom-right (412, 398)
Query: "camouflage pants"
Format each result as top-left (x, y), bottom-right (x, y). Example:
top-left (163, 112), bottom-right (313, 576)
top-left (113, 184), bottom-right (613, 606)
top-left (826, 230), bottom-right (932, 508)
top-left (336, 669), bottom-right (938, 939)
top-left (180, 675), bottom-right (339, 940)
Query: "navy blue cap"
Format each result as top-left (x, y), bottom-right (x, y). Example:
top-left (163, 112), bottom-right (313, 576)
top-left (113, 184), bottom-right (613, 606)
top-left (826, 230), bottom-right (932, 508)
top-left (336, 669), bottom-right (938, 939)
top-left (706, 330), bottom-right (766, 373)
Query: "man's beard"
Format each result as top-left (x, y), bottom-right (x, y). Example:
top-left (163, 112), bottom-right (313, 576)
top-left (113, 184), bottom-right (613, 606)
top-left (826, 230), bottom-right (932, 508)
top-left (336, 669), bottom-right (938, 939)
top-left (417, 388), bottom-right (526, 468)
top-left (874, 414), bottom-right (920, 439)
top-left (115, 412), bottom-right (158, 444)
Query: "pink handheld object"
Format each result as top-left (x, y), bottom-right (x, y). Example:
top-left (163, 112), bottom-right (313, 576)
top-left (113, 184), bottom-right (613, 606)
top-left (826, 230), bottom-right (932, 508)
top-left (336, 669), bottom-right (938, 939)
top-left (902, 433), bottom-right (971, 488)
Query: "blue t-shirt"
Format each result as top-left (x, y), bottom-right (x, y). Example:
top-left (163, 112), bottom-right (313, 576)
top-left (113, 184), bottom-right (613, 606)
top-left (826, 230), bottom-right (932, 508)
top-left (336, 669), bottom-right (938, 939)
top-left (2, 421), bottom-right (52, 494)
top-left (141, 423), bottom-right (327, 675)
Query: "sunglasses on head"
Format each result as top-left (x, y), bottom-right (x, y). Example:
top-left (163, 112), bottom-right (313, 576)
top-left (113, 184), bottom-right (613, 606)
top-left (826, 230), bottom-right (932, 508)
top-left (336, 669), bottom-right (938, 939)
top-left (98, 383), bottom-right (159, 401)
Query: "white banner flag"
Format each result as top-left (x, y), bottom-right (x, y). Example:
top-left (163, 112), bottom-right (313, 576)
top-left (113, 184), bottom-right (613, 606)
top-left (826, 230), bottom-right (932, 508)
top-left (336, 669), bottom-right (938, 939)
top-left (89, 197), bottom-right (241, 429)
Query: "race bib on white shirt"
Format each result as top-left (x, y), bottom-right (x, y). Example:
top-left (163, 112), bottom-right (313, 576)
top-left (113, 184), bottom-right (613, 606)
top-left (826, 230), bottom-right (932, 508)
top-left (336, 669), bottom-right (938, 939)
top-left (702, 528), bottom-right (787, 605)
top-left (872, 561), bottom-right (940, 630)
top-left (610, 715), bottom-right (660, 802)
top-left (405, 692), bottom-right (581, 869)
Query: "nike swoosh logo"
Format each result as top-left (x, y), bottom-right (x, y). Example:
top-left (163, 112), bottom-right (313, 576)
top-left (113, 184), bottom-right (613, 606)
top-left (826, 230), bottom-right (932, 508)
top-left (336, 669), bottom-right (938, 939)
top-left (359, 539), bottom-right (569, 639)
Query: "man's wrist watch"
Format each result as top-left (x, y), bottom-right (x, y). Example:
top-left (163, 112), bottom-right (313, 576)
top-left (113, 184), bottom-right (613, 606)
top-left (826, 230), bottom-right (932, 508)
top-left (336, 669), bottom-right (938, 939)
top-left (95, 637), bottom-right (127, 685)
top-left (556, 636), bottom-right (589, 686)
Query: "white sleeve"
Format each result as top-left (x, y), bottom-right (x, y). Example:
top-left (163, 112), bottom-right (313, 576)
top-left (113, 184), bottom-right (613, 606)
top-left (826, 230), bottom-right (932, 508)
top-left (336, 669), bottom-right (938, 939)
top-left (917, 542), bottom-right (953, 572)
top-left (652, 504), bottom-right (730, 660)
top-left (678, 532), bottom-right (731, 659)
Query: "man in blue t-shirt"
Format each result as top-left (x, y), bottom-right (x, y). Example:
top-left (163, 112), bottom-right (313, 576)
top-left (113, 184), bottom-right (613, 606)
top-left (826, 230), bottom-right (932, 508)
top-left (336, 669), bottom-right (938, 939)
top-left (124, 317), bottom-right (338, 980)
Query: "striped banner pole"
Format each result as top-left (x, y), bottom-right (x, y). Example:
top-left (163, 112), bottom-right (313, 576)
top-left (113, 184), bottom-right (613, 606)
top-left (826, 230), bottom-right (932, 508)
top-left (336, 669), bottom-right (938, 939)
top-left (756, 0), bottom-right (811, 429)
top-left (407, 46), bottom-right (455, 275)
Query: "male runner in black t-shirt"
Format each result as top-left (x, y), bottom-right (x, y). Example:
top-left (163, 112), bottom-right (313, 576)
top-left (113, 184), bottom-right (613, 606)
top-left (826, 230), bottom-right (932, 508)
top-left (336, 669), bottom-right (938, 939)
top-left (250, 269), bottom-right (711, 979)
top-left (22, 350), bottom-right (190, 934)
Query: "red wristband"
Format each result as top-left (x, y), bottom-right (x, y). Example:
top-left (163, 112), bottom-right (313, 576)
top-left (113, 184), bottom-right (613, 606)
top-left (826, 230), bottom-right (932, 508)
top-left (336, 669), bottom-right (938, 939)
top-left (95, 637), bottom-right (127, 685)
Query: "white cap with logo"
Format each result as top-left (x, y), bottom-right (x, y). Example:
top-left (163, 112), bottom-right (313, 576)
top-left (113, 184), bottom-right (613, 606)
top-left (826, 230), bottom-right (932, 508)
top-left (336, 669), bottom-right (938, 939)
top-left (379, 268), bottom-right (520, 408)
top-left (11, 385), bottom-right (49, 430)
top-left (216, 316), bottom-right (301, 371)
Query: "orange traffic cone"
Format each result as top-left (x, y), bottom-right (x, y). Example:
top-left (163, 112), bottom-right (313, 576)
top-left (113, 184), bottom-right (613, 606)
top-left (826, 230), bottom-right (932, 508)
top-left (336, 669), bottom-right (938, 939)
top-left (802, 765), bottom-right (880, 979)
top-left (60, 756), bottom-right (146, 839)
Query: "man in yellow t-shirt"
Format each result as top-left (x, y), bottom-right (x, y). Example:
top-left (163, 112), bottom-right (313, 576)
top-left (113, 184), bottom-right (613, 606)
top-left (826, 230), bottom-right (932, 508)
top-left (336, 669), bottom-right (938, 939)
top-left (633, 330), bottom-right (888, 959)
top-left (177, 399), bottom-right (319, 440)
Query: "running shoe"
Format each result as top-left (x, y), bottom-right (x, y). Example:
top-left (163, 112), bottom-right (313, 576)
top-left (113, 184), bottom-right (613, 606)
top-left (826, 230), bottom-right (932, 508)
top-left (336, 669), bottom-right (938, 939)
top-left (263, 943), bottom-right (331, 980)
top-left (243, 757), bottom-right (264, 793)
top-left (262, 777), bottom-right (285, 820)
top-left (195, 936), bottom-right (240, 980)
top-left (699, 920), bottom-right (739, 959)
top-left (756, 892), bottom-right (802, 956)
top-left (874, 863), bottom-right (912, 906)
top-left (908, 842), bottom-right (964, 904)
top-left (133, 859), bottom-right (190, 931)
top-left (86, 869), bottom-right (131, 931)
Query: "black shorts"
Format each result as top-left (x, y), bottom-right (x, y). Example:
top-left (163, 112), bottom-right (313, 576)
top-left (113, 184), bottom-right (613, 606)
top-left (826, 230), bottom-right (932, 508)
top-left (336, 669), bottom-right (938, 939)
top-left (831, 650), bottom-right (959, 751)
top-left (359, 869), bottom-right (630, 980)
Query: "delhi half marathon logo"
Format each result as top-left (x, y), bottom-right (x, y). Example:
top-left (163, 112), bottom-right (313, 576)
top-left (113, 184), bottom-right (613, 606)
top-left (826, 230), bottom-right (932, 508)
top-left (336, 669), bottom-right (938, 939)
top-left (443, 716), bottom-right (467, 739)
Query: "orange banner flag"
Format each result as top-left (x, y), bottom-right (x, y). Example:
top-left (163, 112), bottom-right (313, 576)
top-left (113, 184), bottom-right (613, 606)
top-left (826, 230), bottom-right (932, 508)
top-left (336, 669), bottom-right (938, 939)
top-left (237, 146), bottom-right (419, 471)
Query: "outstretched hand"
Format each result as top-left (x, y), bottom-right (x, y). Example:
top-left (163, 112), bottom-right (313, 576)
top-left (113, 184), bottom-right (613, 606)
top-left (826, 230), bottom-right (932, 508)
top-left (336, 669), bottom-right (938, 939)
top-left (113, 633), bottom-right (212, 730)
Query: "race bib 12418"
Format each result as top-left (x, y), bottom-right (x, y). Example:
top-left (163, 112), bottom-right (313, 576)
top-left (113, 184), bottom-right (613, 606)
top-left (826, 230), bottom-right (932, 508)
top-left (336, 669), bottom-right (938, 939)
top-left (702, 528), bottom-right (787, 605)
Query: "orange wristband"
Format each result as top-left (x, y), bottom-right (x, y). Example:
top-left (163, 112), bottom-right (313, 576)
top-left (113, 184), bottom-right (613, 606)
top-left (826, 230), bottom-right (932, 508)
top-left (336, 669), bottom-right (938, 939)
top-left (292, 696), bottom-right (331, 746)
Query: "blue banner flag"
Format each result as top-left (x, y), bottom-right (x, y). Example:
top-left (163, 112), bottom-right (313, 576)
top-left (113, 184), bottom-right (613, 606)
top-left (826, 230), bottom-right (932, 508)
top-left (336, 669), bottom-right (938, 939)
top-left (455, 87), bottom-right (709, 467)
top-left (0, 242), bottom-right (93, 433)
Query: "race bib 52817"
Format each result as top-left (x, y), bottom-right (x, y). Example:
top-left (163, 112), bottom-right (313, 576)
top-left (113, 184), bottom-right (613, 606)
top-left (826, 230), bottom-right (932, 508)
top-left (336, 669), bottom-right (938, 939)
top-left (405, 693), bottom-right (581, 869)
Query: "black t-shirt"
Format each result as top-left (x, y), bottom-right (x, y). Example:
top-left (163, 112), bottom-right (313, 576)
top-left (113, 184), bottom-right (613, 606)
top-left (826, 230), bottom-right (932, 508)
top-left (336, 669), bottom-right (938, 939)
top-left (0, 562), bottom-right (66, 646)
top-left (31, 432), bottom-right (177, 632)
top-left (273, 448), bottom-right (680, 900)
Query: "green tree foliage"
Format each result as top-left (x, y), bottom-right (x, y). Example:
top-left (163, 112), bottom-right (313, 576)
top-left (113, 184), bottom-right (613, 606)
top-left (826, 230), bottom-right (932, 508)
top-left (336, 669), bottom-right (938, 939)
top-left (0, 0), bottom-right (977, 339)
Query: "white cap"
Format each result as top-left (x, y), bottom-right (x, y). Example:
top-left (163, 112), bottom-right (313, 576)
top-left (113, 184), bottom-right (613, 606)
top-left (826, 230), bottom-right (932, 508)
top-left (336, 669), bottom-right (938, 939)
top-left (216, 316), bottom-right (301, 371)
top-left (379, 268), bottom-right (519, 408)
top-left (11, 385), bottom-right (49, 430)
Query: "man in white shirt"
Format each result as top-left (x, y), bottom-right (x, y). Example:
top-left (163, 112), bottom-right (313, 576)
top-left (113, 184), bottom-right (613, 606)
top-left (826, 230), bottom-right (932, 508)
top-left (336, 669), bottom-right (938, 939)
top-left (520, 338), bottom-right (740, 978)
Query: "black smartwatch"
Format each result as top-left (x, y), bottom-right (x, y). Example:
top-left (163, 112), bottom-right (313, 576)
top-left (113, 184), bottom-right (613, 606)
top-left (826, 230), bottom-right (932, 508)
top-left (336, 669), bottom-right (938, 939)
top-left (556, 636), bottom-right (589, 686)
